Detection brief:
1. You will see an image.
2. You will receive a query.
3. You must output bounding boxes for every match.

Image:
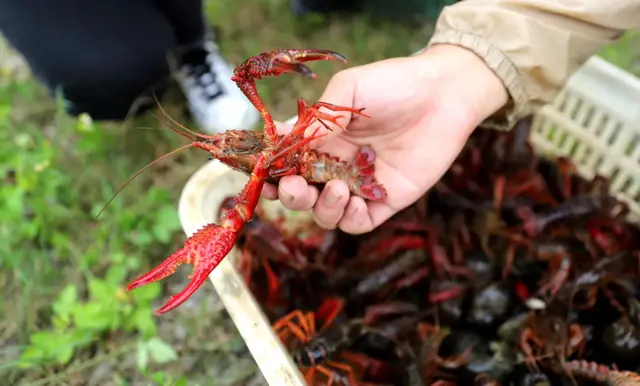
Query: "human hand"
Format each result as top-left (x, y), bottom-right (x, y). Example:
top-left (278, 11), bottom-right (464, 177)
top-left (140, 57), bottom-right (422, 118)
top-left (262, 44), bottom-right (509, 234)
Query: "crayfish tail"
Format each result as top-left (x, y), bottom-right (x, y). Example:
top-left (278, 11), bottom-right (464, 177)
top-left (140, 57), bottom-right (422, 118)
top-left (126, 223), bottom-right (237, 314)
top-left (353, 145), bottom-right (387, 201)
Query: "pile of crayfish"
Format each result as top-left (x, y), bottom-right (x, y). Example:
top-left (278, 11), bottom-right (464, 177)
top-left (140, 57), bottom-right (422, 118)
top-left (230, 116), bottom-right (640, 385)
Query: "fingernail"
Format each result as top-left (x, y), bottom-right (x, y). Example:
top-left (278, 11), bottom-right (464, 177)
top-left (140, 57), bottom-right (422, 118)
top-left (346, 203), bottom-right (359, 217)
top-left (324, 188), bottom-right (342, 206)
top-left (280, 187), bottom-right (295, 203)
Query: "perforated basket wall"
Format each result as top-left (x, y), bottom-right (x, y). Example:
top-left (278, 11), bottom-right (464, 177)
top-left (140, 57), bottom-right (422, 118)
top-left (531, 56), bottom-right (640, 221)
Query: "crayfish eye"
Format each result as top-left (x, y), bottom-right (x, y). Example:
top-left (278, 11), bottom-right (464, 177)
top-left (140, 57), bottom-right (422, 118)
top-left (205, 138), bottom-right (220, 147)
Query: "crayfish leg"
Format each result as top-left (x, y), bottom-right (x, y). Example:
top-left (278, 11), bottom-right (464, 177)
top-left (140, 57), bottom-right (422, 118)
top-left (272, 310), bottom-right (316, 344)
top-left (315, 297), bottom-right (346, 330)
top-left (315, 362), bottom-right (359, 386)
top-left (363, 301), bottom-right (420, 325)
top-left (270, 99), bottom-right (370, 162)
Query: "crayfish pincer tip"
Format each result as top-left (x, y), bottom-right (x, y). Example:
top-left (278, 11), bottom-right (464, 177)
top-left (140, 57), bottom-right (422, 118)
top-left (154, 266), bottom-right (213, 314)
top-left (125, 275), bottom-right (154, 292)
top-left (327, 51), bottom-right (348, 64)
top-left (295, 49), bottom-right (348, 64)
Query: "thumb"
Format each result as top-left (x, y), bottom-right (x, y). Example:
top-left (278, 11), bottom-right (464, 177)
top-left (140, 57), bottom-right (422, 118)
top-left (275, 121), bottom-right (294, 135)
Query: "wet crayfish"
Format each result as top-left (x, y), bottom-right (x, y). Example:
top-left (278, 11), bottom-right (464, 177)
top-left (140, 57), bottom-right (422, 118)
top-left (101, 49), bottom-right (387, 314)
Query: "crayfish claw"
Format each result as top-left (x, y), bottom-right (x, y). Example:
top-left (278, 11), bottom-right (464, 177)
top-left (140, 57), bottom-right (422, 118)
top-left (126, 223), bottom-right (238, 314)
top-left (233, 49), bottom-right (348, 83)
top-left (265, 49), bottom-right (347, 79)
top-left (291, 63), bottom-right (316, 79)
top-left (267, 49), bottom-right (348, 79)
top-left (279, 49), bottom-right (348, 65)
top-left (267, 53), bottom-right (317, 79)
top-left (232, 48), bottom-right (351, 140)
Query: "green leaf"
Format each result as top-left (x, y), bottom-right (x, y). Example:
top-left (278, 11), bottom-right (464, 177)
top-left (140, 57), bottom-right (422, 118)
top-left (51, 231), bottom-right (72, 251)
top-left (55, 343), bottom-right (74, 365)
top-left (133, 231), bottom-right (153, 247)
top-left (88, 278), bottom-right (109, 299)
top-left (110, 251), bottom-right (126, 264)
top-left (112, 374), bottom-right (129, 386)
top-left (88, 277), bottom-right (118, 303)
top-left (3, 188), bottom-right (23, 217)
top-left (146, 187), bottom-right (170, 204)
top-left (146, 337), bottom-right (177, 364)
top-left (130, 281), bottom-right (161, 303)
top-left (80, 248), bottom-right (101, 270)
top-left (18, 346), bottom-right (45, 368)
top-left (174, 377), bottom-right (188, 386)
top-left (106, 265), bottom-right (128, 285)
top-left (136, 340), bottom-right (149, 371)
top-left (72, 302), bottom-right (118, 331)
top-left (29, 331), bottom-right (58, 348)
top-left (52, 284), bottom-right (78, 326)
top-left (151, 206), bottom-right (181, 243)
top-left (0, 104), bottom-right (10, 124)
top-left (147, 371), bottom-right (169, 384)
top-left (129, 307), bottom-right (157, 338)
top-left (53, 284), bottom-right (78, 313)
top-left (18, 330), bottom-right (84, 367)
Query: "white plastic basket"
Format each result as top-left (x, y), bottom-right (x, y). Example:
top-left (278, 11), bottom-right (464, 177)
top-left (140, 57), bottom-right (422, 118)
top-left (177, 55), bottom-right (640, 385)
top-left (531, 56), bottom-right (640, 221)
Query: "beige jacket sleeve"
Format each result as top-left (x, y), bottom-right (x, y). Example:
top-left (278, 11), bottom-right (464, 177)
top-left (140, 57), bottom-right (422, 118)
top-left (424, 0), bottom-right (640, 122)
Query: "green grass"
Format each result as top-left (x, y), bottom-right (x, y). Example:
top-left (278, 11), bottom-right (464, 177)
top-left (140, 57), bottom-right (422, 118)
top-left (0, 0), bottom-right (638, 384)
top-left (597, 29), bottom-right (640, 76)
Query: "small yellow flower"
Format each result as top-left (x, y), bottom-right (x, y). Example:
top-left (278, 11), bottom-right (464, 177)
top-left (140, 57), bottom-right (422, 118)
top-left (116, 287), bottom-right (130, 302)
top-left (0, 66), bottom-right (11, 79)
top-left (34, 159), bottom-right (50, 172)
top-left (77, 113), bottom-right (94, 132)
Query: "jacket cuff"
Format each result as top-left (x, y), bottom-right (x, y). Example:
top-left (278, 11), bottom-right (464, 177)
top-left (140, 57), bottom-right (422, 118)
top-left (417, 30), bottom-right (530, 128)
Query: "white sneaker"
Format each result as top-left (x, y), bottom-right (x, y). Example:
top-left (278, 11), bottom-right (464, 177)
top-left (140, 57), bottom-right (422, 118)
top-left (173, 39), bottom-right (260, 134)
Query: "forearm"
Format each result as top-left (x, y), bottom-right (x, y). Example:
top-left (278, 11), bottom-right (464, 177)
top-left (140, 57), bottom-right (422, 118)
top-left (423, 0), bottom-right (640, 121)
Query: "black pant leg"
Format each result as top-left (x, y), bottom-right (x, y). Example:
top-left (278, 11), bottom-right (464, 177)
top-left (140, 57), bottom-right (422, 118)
top-left (290, 0), bottom-right (362, 16)
top-left (154, 0), bottom-right (207, 46)
top-left (0, 0), bottom-right (179, 120)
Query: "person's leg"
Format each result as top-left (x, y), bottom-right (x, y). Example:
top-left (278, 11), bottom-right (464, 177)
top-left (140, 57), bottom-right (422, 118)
top-left (0, 0), bottom-right (176, 120)
top-left (290, 0), bottom-right (362, 16)
top-left (155, 0), bottom-right (207, 46)
top-left (154, 0), bottom-right (260, 133)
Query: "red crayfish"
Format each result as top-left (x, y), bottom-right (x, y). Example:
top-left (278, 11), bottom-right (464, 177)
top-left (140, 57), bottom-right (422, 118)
top-left (107, 49), bottom-right (387, 314)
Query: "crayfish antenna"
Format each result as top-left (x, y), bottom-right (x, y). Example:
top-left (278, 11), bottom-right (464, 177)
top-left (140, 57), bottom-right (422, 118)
top-left (126, 223), bottom-right (238, 314)
top-left (97, 95), bottom-right (224, 220)
top-left (152, 94), bottom-right (220, 141)
top-left (148, 110), bottom-right (194, 141)
top-left (95, 142), bottom-right (195, 219)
